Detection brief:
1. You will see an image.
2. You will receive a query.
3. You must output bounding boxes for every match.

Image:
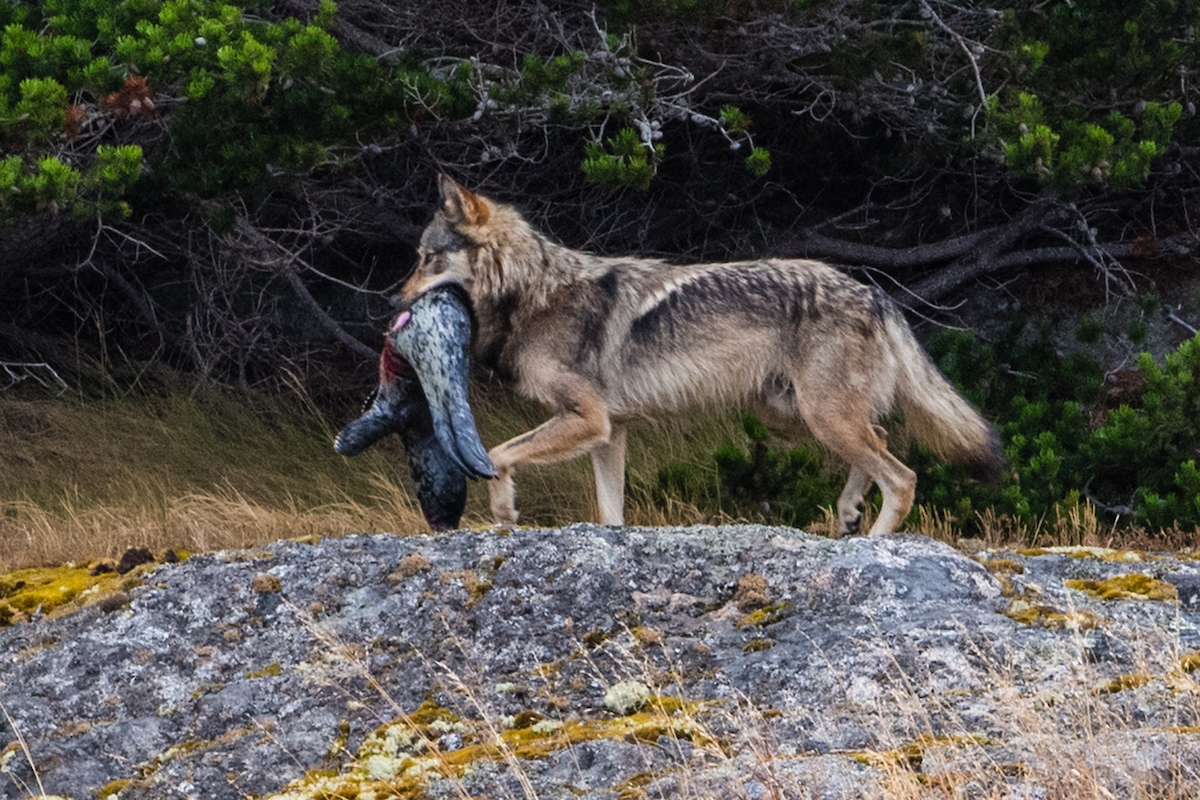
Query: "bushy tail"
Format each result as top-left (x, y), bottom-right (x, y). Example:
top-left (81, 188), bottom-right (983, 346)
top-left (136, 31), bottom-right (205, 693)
top-left (886, 316), bottom-right (1004, 481)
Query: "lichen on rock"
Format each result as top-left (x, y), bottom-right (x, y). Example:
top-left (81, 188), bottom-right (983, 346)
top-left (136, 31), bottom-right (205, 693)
top-left (0, 526), bottom-right (1198, 800)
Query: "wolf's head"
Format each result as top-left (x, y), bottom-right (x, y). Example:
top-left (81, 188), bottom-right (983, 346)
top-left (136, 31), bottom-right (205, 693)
top-left (399, 175), bottom-right (501, 306)
top-left (400, 175), bottom-right (575, 311)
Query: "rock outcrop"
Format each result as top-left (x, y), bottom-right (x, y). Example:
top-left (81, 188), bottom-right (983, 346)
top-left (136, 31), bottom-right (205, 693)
top-left (2, 525), bottom-right (1199, 799)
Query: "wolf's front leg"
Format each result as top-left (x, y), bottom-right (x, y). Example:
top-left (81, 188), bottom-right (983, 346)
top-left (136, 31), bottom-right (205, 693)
top-left (485, 380), bottom-right (612, 525)
top-left (489, 466), bottom-right (519, 526)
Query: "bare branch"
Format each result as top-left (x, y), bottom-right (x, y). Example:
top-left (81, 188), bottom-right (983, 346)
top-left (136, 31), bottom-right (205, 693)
top-left (1, 361), bottom-right (68, 393)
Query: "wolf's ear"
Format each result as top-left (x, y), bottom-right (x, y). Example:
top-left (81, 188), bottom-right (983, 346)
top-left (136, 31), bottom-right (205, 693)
top-left (438, 174), bottom-right (489, 228)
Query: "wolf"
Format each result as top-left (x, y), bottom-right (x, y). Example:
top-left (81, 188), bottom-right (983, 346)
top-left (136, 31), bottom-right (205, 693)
top-left (398, 175), bottom-right (1002, 536)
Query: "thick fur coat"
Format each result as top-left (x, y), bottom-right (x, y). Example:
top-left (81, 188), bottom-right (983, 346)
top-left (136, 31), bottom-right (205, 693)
top-left (401, 175), bottom-right (1002, 535)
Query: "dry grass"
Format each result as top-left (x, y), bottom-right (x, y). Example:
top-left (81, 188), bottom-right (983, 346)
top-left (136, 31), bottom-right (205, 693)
top-left (0, 385), bottom-right (432, 571)
top-left (0, 382), bottom-right (747, 571)
top-left (1, 379), bottom-right (1188, 573)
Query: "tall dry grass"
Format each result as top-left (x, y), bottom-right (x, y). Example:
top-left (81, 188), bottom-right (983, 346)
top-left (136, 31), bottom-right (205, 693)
top-left (0, 383), bottom-right (433, 570)
top-left (0, 381), bottom-right (748, 571)
top-left (2, 375), bottom-right (1176, 574)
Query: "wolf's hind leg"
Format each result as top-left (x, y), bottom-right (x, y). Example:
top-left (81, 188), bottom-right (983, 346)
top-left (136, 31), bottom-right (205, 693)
top-left (834, 425), bottom-right (890, 536)
top-left (797, 397), bottom-right (915, 536)
top-left (591, 423), bottom-right (627, 525)
top-left (836, 466), bottom-right (872, 536)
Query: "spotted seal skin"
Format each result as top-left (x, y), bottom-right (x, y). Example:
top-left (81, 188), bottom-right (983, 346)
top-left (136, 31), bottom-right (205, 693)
top-left (387, 286), bottom-right (495, 480)
top-left (334, 287), bottom-right (494, 531)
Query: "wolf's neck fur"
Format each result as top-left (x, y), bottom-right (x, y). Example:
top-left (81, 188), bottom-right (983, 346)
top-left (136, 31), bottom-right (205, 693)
top-left (476, 206), bottom-right (615, 309)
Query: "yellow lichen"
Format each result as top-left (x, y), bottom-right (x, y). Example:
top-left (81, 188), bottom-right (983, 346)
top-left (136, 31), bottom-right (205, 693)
top-left (262, 696), bottom-right (715, 800)
top-left (736, 601), bottom-right (790, 629)
top-left (848, 734), bottom-right (990, 771)
top-left (1096, 673), bottom-right (1153, 695)
top-left (1003, 599), bottom-right (1105, 630)
top-left (0, 564), bottom-right (132, 624)
top-left (246, 662), bottom-right (283, 679)
top-left (1020, 546), bottom-right (1152, 562)
top-left (1064, 574), bottom-right (1179, 602)
top-left (438, 569), bottom-right (491, 605)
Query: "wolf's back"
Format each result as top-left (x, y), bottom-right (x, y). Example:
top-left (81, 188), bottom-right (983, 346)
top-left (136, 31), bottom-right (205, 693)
top-left (886, 316), bottom-right (1003, 480)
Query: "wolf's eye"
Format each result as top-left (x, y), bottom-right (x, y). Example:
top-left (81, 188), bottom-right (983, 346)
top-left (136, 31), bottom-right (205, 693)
top-left (424, 252), bottom-right (452, 276)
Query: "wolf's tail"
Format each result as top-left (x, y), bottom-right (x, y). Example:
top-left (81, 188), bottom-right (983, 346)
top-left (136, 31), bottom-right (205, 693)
top-left (886, 315), bottom-right (1004, 480)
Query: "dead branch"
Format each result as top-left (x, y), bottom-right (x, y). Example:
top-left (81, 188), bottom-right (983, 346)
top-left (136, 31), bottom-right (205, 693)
top-left (229, 217), bottom-right (377, 361)
top-left (1, 361), bottom-right (68, 393)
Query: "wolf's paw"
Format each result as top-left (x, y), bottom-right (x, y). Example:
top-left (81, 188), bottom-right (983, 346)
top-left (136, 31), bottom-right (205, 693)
top-left (489, 473), bottom-right (519, 527)
top-left (492, 506), bottom-right (520, 527)
top-left (838, 504), bottom-right (864, 537)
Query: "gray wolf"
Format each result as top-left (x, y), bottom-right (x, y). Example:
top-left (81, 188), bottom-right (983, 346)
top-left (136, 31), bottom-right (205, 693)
top-left (399, 175), bottom-right (1001, 535)
top-left (335, 286), bottom-right (494, 531)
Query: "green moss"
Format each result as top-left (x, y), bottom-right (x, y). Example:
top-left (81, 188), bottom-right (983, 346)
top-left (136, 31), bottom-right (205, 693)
top-left (1065, 574), bottom-right (1178, 602)
top-left (468, 580), bottom-right (493, 604)
top-left (583, 629), bottom-right (610, 647)
top-left (510, 710), bottom-right (543, 730)
top-left (250, 573), bottom-right (282, 593)
top-left (982, 558), bottom-right (1024, 597)
top-left (615, 770), bottom-right (662, 799)
top-left (743, 638), bottom-right (774, 653)
top-left (982, 558), bottom-right (1025, 575)
top-left (98, 778), bottom-right (131, 798)
top-left (631, 626), bottom-right (663, 647)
